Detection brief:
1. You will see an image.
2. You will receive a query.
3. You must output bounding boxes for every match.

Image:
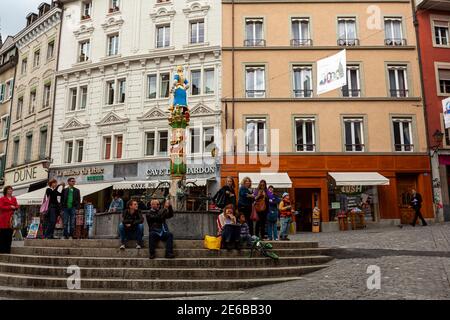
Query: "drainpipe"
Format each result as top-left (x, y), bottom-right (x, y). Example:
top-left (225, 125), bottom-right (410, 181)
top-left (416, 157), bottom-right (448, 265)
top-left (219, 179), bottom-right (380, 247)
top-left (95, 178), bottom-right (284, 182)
top-left (231, 0), bottom-right (235, 133)
top-left (411, 1), bottom-right (442, 222)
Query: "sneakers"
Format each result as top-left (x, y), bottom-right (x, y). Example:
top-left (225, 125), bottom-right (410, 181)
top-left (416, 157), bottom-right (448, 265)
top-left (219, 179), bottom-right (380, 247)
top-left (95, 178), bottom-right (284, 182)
top-left (136, 244), bottom-right (142, 249)
top-left (165, 253), bottom-right (175, 259)
top-left (119, 244), bottom-right (125, 250)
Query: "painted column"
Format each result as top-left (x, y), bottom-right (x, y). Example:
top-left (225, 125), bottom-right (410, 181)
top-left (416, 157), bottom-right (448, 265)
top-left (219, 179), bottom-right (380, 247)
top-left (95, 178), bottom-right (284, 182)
top-left (431, 152), bottom-right (445, 222)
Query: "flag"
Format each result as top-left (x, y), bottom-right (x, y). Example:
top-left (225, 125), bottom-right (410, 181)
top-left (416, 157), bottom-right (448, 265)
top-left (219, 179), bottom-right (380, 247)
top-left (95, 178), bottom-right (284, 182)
top-left (443, 97), bottom-right (450, 129)
top-left (317, 50), bottom-right (347, 95)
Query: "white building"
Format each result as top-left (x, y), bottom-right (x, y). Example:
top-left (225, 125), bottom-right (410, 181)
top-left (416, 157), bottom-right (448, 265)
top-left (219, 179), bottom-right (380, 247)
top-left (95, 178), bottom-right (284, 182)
top-left (51, 0), bottom-right (222, 211)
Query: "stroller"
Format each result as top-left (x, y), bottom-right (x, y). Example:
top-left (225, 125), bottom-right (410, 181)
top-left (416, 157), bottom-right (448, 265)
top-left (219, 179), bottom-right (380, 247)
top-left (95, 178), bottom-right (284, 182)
top-left (249, 236), bottom-right (279, 260)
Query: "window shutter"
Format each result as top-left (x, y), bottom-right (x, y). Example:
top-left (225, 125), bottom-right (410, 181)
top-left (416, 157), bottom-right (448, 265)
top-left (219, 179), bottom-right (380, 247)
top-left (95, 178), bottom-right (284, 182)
top-left (439, 69), bottom-right (450, 81)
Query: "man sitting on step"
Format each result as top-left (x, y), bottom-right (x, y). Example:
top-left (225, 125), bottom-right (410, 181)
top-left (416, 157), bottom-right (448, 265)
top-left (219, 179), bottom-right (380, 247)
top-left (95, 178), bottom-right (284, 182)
top-left (119, 200), bottom-right (144, 250)
top-left (146, 199), bottom-right (175, 259)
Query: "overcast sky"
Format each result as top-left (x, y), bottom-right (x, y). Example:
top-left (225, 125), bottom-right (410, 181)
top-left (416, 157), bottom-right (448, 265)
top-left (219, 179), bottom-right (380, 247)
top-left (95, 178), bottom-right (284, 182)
top-left (0, 0), bottom-right (46, 38)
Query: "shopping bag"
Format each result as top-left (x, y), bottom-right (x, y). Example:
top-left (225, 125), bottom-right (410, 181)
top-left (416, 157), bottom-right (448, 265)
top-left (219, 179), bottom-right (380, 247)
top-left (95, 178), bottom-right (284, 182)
top-left (40, 194), bottom-right (49, 214)
top-left (289, 220), bottom-right (297, 234)
top-left (204, 235), bottom-right (222, 251)
top-left (250, 205), bottom-right (260, 222)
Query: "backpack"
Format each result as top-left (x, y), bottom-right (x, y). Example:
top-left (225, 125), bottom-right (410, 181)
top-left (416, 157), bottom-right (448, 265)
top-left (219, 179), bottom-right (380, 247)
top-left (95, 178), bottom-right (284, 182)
top-left (267, 209), bottom-right (278, 222)
top-left (214, 189), bottom-right (226, 209)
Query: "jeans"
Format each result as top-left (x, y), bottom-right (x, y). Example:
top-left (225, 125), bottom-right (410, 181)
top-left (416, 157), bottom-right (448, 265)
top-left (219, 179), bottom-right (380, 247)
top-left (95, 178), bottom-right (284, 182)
top-left (255, 211), bottom-right (267, 239)
top-left (0, 228), bottom-right (13, 254)
top-left (44, 206), bottom-right (58, 239)
top-left (280, 216), bottom-right (291, 239)
top-left (267, 221), bottom-right (278, 240)
top-left (149, 230), bottom-right (174, 256)
top-left (118, 223), bottom-right (144, 245)
top-left (63, 208), bottom-right (77, 238)
top-left (240, 234), bottom-right (253, 247)
top-left (221, 224), bottom-right (241, 244)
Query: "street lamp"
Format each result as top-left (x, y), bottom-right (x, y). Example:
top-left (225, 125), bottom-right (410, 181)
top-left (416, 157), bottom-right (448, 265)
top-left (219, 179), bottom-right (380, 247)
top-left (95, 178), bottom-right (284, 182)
top-left (431, 129), bottom-right (444, 156)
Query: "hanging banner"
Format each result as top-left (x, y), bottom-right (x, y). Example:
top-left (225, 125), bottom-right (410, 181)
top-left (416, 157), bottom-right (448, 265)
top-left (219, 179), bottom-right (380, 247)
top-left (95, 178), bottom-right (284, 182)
top-left (317, 50), bottom-right (347, 95)
top-left (442, 97), bottom-right (450, 129)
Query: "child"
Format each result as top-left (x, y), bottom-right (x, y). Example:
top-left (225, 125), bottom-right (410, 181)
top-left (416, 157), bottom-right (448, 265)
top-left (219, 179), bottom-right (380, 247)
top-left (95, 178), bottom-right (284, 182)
top-left (239, 214), bottom-right (252, 247)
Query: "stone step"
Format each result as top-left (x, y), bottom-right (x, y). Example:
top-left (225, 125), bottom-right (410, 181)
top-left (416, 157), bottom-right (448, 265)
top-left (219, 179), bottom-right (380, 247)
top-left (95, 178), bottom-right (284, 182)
top-left (0, 285), bottom-right (244, 300)
top-left (0, 254), bottom-right (333, 268)
top-left (0, 261), bottom-right (330, 279)
top-left (0, 272), bottom-right (303, 291)
top-left (24, 239), bottom-right (319, 249)
top-left (11, 246), bottom-right (332, 258)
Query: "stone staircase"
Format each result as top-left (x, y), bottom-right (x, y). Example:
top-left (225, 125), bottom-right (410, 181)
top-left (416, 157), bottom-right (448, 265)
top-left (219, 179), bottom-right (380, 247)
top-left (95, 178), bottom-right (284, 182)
top-left (0, 239), bottom-right (333, 299)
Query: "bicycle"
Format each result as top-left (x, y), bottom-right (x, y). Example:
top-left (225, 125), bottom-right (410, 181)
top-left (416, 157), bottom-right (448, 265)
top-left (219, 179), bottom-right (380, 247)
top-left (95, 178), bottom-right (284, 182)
top-left (249, 235), bottom-right (279, 260)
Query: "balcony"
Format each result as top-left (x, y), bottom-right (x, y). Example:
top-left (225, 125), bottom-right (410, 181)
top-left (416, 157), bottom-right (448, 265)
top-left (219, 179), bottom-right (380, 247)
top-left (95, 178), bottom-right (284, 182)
top-left (338, 38), bottom-right (360, 46)
top-left (342, 88), bottom-right (361, 97)
top-left (296, 144), bottom-right (315, 152)
top-left (293, 89), bottom-right (313, 98)
top-left (244, 39), bottom-right (266, 47)
top-left (291, 39), bottom-right (313, 47)
top-left (345, 144), bottom-right (365, 152)
top-left (246, 90), bottom-right (266, 98)
top-left (108, 6), bottom-right (120, 14)
top-left (394, 144), bottom-right (414, 152)
top-left (385, 38), bottom-right (407, 46)
top-left (390, 89), bottom-right (409, 98)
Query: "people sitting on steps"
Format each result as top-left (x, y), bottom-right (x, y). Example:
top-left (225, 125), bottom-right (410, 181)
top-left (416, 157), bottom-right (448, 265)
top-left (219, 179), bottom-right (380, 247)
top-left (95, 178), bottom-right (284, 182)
top-left (119, 200), bottom-right (144, 250)
top-left (146, 199), bottom-right (175, 259)
top-left (217, 204), bottom-right (241, 250)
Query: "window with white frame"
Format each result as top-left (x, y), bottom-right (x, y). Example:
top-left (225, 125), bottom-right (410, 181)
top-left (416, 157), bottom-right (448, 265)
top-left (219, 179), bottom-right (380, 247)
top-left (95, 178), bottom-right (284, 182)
top-left (65, 141), bottom-right (74, 163)
top-left (190, 128), bottom-right (201, 154)
top-left (245, 18), bottom-right (264, 46)
top-left (388, 65), bottom-right (408, 97)
top-left (188, 127), bottom-right (215, 154)
top-left (434, 21), bottom-right (449, 46)
top-left (338, 17), bottom-right (358, 46)
top-left (29, 90), bottom-right (37, 114)
top-left (393, 118), bottom-right (413, 151)
top-left (79, 40), bottom-right (90, 62)
top-left (245, 66), bottom-right (265, 98)
top-left (0, 84), bottom-right (5, 103)
top-left (82, 1), bottom-right (92, 19)
top-left (80, 86), bottom-right (88, 109)
top-left (33, 50), bottom-right (40, 67)
top-left (39, 128), bottom-right (47, 159)
top-left (295, 117), bottom-right (315, 152)
top-left (69, 88), bottom-right (77, 111)
top-left (291, 18), bottom-right (311, 46)
top-left (103, 136), bottom-right (112, 160)
top-left (160, 73), bottom-right (170, 98)
top-left (191, 70), bottom-right (201, 96)
top-left (13, 139), bottom-right (20, 165)
top-left (145, 130), bottom-right (168, 156)
top-left (109, 0), bottom-right (119, 12)
top-left (190, 20), bottom-right (205, 44)
top-left (118, 79), bottom-right (126, 103)
top-left (145, 132), bottom-right (155, 156)
top-left (342, 66), bottom-right (361, 97)
top-left (156, 25), bottom-right (171, 48)
top-left (158, 131), bottom-right (168, 155)
top-left (384, 18), bottom-right (404, 45)
top-left (147, 74), bottom-right (157, 99)
top-left (343, 117), bottom-right (365, 152)
top-left (16, 97), bottom-right (23, 120)
top-left (107, 34), bottom-right (119, 56)
top-left (103, 135), bottom-right (123, 160)
top-left (106, 81), bottom-right (114, 105)
top-left (25, 133), bottom-right (33, 163)
top-left (438, 68), bottom-right (450, 94)
top-left (204, 69), bottom-right (214, 94)
top-left (203, 127), bottom-right (215, 153)
top-left (43, 83), bottom-right (51, 108)
top-left (1, 116), bottom-right (9, 140)
top-left (47, 40), bottom-right (55, 60)
top-left (115, 135), bottom-right (123, 159)
top-left (21, 58), bottom-right (27, 75)
top-left (76, 140), bottom-right (84, 162)
top-left (293, 66), bottom-right (313, 98)
top-left (105, 79), bottom-right (126, 105)
top-left (5, 80), bottom-right (13, 100)
top-left (246, 118), bottom-right (266, 152)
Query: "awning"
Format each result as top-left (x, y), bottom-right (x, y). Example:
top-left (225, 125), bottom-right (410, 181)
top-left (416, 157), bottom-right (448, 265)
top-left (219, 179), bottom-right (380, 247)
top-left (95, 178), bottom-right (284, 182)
top-left (113, 178), bottom-right (215, 190)
top-left (238, 172), bottom-right (292, 189)
top-left (329, 172), bottom-right (390, 186)
top-left (77, 183), bottom-right (113, 200)
top-left (16, 187), bottom-right (47, 205)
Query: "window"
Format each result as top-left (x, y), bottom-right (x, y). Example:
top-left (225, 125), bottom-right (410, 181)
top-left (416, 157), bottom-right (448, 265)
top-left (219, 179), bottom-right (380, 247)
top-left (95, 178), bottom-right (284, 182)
top-left (245, 18), bottom-right (264, 46)
top-left (47, 40), bottom-right (55, 60)
top-left (190, 128), bottom-right (201, 154)
top-left (80, 86), bottom-right (88, 109)
top-left (204, 127), bottom-right (215, 153)
top-left (245, 66), bottom-right (265, 98)
top-left (79, 40), bottom-right (90, 62)
top-left (147, 75), bottom-right (157, 99)
top-left (384, 18), bottom-right (404, 45)
top-left (1, 116), bottom-right (9, 140)
top-left (106, 81), bottom-right (115, 105)
top-left (39, 128), bottom-right (47, 159)
top-left (107, 34), bottom-right (119, 56)
top-left (104, 137), bottom-right (112, 160)
top-left (204, 69), bottom-right (214, 94)
top-left (65, 141), bottom-right (74, 163)
top-left (106, 80), bottom-right (125, 105)
top-left (25, 134), bottom-right (33, 163)
top-left (82, 1), bottom-right (92, 19)
top-left (0, 84), bottom-right (4, 102)
top-left (145, 132), bottom-right (155, 156)
top-left (21, 58), bottom-right (27, 75)
top-left (190, 20), bottom-right (205, 44)
top-left (344, 118), bottom-right (365, 152)
top-left (393, 118), bottom-right (413, 151)
top-left (158, 131), bottom-right (168, 155)
top-left (76, 140), bottom-right (84, 162)
top-left (293, 66), bottom-right (313, 97)
top-left (438, 69), bottom-right (450, 94)
top-left (43, 83), bottom-right (51, 108)
top-left (156, 25), bottom-right (171, 48)
top-left (16, 97), bottom-right (23, 120)
top-left (191, 70), bottom-right (201, 96)
top-left (109, 0), bottom-right (119, 12)
top-left (160, 73), bottom-right (170, 98)
top-left (388, 65), bottom-right (408, 97)
top-left (29, 90), bottom-right (37, 114)
top-left (104, 135), bottom-right (123, 159)
top-left (69, 88), bottom-right (77, 111)
top-left (118, 79), bottom-right (126, 103)
top-left (13, 139), bottom-right (20, 166)
top-left (115, 135), bottom-right (123, 159)
top-left (246, 118), bottom-right (266, 152)
top-left (295, 118), bottom-right (315, 152)
top-left (5, 80), bottom-right (13, 100)
top-left (434, 21), bottom-right (449, 46)
top-left (342, 66), bottom-right (361, 97)
top-left (338, 18), bottom-right (358, 46)
top-left (291, 18), bottom-right (311, 46)
top-left (33, 50), bottom-right (40, 67)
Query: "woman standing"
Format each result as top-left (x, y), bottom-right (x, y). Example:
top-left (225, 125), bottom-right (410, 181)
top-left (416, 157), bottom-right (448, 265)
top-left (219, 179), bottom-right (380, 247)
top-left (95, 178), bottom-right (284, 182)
top-left (238, 177), bottom-right (255, 235)
top-left (253, 180), bottom-right (270, 239)
top-left (0, 186), bottom-right (19, 253)
top-left (213, 176), bottom-right (237, 210)
top-left (44, 179), bottom-right (65, 239)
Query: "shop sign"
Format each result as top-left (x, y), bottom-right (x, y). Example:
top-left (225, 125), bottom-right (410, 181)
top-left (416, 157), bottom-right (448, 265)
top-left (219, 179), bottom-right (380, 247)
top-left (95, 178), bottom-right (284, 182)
top-left (340, 185), bottom-right (363, 194)
top-left (5, 164), bottom-right (48, 186)
top-left (146, 166), bottom-right (216, 177)
top-left (55, 167), bottom-right (105, 177)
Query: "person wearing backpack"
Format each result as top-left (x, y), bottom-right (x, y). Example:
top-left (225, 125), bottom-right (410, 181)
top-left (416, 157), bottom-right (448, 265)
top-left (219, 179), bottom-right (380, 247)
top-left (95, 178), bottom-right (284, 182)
top-left (213, 176), bottom-right (236, 210)
top-left (253, 180), bottom-right (270, 239)
top-left (267, 186), bottom-right (280, 241)
top-left (0, 186), bottom-right (19, 254)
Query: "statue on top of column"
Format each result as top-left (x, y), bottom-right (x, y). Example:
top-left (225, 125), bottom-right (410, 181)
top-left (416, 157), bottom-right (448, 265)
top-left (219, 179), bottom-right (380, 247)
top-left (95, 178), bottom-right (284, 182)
top-left (169, 65), bottom-right (190, 127)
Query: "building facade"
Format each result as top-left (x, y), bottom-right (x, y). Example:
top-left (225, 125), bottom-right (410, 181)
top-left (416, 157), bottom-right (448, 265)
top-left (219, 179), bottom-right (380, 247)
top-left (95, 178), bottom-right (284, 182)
top-left (0, 36), bottom-right (17, 186)
top-left (416, 0), bottom-right (450, 222)
top-left (50, 0), bottom-right (222, 211)
top-left (221, 0), bottom-right (432, 231)
top-left (4, 2), bottom-right (62, 195)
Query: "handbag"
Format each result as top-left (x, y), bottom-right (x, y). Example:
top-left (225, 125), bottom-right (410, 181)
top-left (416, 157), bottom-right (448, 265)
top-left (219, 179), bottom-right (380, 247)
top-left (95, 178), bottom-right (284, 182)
top-left (254, 196), bottom-right (266, 213)
top-left (55, 215), bottom-right (63, 229)
top-left (204, 235), bottom-right (222, 251)
top-left (250, 204), bottom-right (260, 222)
top-left (214, 189), bottom-right (226, 209)
top-left (40, 194), bottom-right (50, 214)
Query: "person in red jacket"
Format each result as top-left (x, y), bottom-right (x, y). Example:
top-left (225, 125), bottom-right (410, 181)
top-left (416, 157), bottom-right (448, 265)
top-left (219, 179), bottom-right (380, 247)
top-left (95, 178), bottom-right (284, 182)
top-left (0, 186), bottom-right (19, 254)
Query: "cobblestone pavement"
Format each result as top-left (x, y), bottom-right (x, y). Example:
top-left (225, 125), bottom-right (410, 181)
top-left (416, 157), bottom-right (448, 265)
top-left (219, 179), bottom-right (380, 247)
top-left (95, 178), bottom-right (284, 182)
top-left (176, 223), bottom-right (450, 300)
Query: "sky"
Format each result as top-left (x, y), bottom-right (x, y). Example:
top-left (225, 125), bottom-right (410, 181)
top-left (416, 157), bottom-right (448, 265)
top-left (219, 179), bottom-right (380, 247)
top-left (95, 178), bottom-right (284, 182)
top-left (0, 0), bottom-right (46, 39)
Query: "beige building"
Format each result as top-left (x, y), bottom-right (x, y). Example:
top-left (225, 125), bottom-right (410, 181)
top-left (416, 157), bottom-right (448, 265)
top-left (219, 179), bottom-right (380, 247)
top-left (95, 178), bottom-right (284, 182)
top-left (4, 2), bottom-right (62, 195)
top-left (0, 36), bottom-right (17, 185)
top-left (221, 0), bottom-right (433, 231)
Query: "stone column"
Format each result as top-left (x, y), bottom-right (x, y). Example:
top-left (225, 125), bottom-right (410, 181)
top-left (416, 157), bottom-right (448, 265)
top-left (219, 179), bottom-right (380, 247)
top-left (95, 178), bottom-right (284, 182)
top-left (431, 152), bottom-right (445, 223)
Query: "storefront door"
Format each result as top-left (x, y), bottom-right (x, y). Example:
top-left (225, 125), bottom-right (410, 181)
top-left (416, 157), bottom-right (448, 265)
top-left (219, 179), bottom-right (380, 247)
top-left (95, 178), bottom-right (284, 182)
top-left (295, 188), bottom-right (320, 232)
top-left (396, 175), bottom-right (417, 224)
